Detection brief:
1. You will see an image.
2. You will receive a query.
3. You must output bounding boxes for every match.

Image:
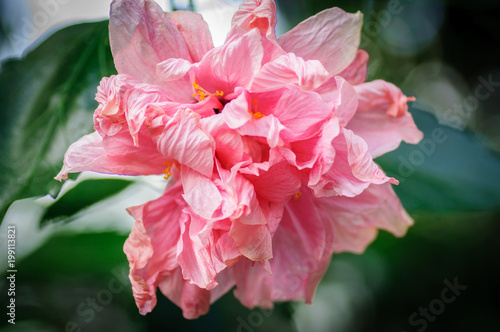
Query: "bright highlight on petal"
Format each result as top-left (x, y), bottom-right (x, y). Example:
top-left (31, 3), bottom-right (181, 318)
top-left (56, 0), bottom-right (423, 319)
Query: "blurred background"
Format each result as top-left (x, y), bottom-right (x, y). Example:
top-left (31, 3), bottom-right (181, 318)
top-left (1, 0), bottom-right (499, 331)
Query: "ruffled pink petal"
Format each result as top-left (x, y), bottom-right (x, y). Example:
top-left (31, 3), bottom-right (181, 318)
top-left (225, 173), bottom-right (284, 261)
top-left (252, 53), bottom-right (329, 91)
top-left (249, 85), bottom-right (332, 143)
top-left (214, 165), bottom-right (263, 223)
top-left (229, 0), bottom-right (277, 38)
top-left (110, 0), bottom-right (190, 81)
top-left (93, 75), bottom-right (130, 137)
top-left (315, 182), bottom-right (414, 253)
top-left (181, 165), bottom-right (222, 220)
top-left (155, 95), bottom-right (224, 122)
top-left (109, 0), bottom-right (194, 101)
top-left (201, 115), bottom-right (246, 170)
top-left (158, 268), bottom-right (211, 319)
top-left (124, 182), bottom-right (184, 315)
top-left (222, 88), bottom-right (253, 129)
top-left (246, 161), bottom-right (301, 204)
top-left (277, 7), bottom-right (363, 76)
top-left (176, 213), bottom-right (218, 290)
top-left (94, 74), bottom-right (172, 141)
top-left (278, 117), bottom-right (340, 187)
top-left (229, 220), bottom-right (273, 261)
top-left (55, 131), bottom-right (167, 180)
top-left (235, 113), bottom-right (285, 148)
top-left (157, 109), bottom-right (215, 177)
top-left (348, 80), bottom-right (423, 157)
top-left (165, 11), bottom-right (214, 63)
top-left (158, 267), bottom-right (235, 319)
top-left (93, 75), bottom-right (223, 146)
top-left (332, 76), bottom-right (358, 125)
top-left (210, 222), bottom-right (242, 269)
top-left (122, 82), bottom-right (172, 143)
top-left (232, 187), bottom-right (334, 308)
top-left (309, 128), bottom-right (395, 197)
top-left (196, 28), bottom-right (264, 94)
top-left (355, 80), bottom-right (414, 117)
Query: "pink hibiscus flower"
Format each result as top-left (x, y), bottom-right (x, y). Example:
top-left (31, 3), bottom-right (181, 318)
top-left (56, 0), bottom-right (423, 319)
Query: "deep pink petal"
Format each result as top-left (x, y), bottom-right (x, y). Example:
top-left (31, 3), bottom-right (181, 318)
top-left (277, 7), bottom-right (363, 76)
top-left (249, 85), bottom-right (332, 142)
top-left (245, 161), bottom-right (302, 204)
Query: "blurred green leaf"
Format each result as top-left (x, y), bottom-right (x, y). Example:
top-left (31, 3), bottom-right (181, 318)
top-left (0, 20), bottom-right (116, 221)
top-left (377, 107), bottom-right (500, 212)
top-left (19, 232), bottom-right (128, 276)
top-left (41, 178), bottom-right (133, 226)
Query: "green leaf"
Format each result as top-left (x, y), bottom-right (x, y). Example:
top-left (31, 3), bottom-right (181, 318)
top-left (0, 20), bottom-right (116, 220)
top-left (377, 107), bottom-right (500, 212)
top-left (18, 232), bottom-right (129, 276)
top-left (41, 178), bottom-right (133, 226)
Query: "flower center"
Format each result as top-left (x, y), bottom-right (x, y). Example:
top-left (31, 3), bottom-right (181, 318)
top-left (248, 100), bottom-right (265, 119)
top-left (162, 160), bottom-right (179, 180)
top-left (293, 191), bottom-right (302, 200)
top-left (192, 80), bottom-right (224, 101)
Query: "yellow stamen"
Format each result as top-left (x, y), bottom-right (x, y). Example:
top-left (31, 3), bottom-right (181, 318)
top-left (251, 111), bottom-right (265, 119)
top-left (191, 79), bottom-right (224, 102)
top-left (293, 191), bottom-right (302, 200)
top-left (163, 161), bottom-right (173, 180)
top-left (248, 99), bottom-right (265, 119)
